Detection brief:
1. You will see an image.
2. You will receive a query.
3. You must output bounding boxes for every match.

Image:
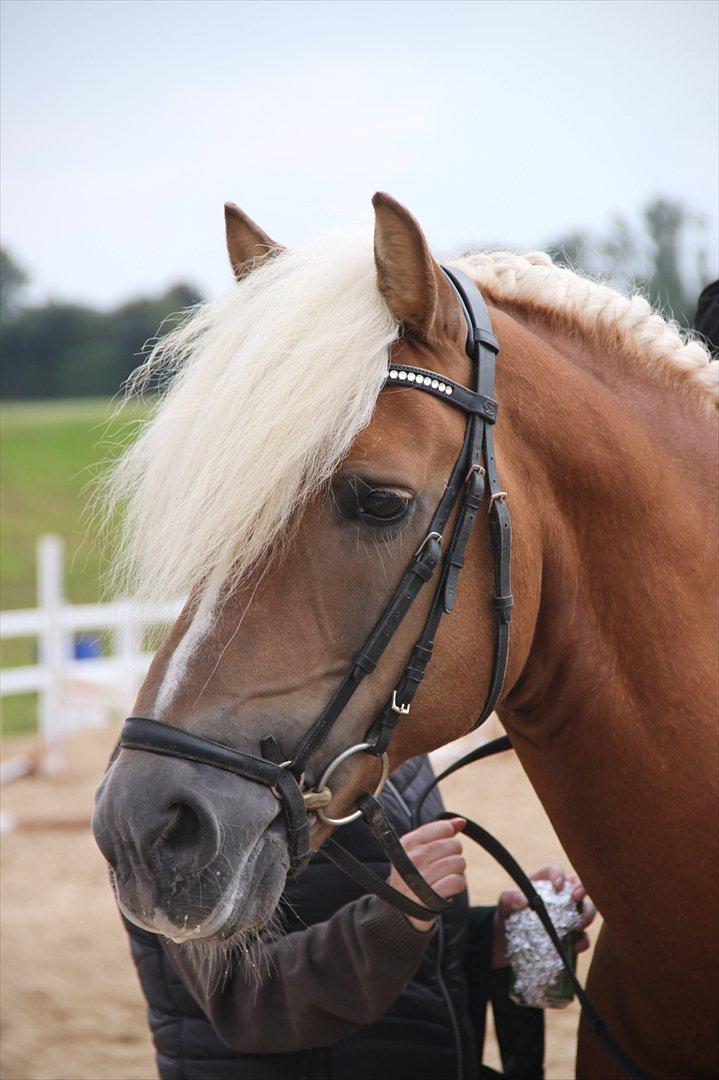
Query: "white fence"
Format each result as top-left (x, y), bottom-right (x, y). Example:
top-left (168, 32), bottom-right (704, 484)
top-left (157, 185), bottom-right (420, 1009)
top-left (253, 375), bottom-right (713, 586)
top-left (1, 535), bottom-right (181, 774)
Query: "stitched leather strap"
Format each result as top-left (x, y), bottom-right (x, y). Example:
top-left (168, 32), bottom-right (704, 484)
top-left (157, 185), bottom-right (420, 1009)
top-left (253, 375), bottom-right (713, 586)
top-left (121, 716), bottom-right (282, 786)
top-left (368, 267), bottom-right (511, 757)
top-left (358, 794), bottom-right (448, 912)
top-left (472, 424), bottom-right (513, 728)
top-left (442, 464), bottom-right (486, 614)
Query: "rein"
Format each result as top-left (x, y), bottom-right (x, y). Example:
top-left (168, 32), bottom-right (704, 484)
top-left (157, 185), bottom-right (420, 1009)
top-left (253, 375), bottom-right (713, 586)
top-left (118, 268), bottom-right (650, 1080)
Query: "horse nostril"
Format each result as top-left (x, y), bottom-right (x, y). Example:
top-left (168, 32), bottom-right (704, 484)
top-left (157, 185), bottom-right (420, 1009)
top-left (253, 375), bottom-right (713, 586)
top-left (153, 798), bottom-right (221, 876)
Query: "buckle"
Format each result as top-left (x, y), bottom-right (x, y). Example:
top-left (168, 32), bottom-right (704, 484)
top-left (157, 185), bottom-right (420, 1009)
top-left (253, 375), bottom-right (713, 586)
top-left (413, 531), bottom-right (442, 558)
top-left (391, 691), bottom-right (411, 716)
top-left (270, 760), bottom-right (305, 800)
top-left (489, 490), bottom-right (508, 511)
top-left (465, 463), bottom-right (486, 484)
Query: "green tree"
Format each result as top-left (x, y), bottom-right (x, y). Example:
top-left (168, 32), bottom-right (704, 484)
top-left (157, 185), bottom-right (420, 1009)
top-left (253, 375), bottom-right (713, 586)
top-left (0, 248), bottom-right (29, 321)
top-left (547, 197), bottom-right (709, 326)
top-left (0, 279), bottom-right (202, 399)
top-left (1, 303), bottom-right (113, 398)
top-left (105, 283), bottom-right (201, 392)
top-left (642, 198), bottom-right (703, 324)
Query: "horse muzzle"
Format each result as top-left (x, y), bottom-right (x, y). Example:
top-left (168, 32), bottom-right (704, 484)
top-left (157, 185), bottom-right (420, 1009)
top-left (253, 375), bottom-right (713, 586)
top-left (92, 745), bottom-right (290, 941)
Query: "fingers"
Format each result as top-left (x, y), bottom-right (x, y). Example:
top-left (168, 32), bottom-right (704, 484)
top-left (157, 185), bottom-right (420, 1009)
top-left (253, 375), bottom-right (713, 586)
top-left (432, 873), bottom-right (467, 900)
top-left (578, 897), bottom-right (597, 929)
top-left (530, 865), bottom-right (593, 898)
top-left (497, 888), bottom-right (529, 919)
top-left (498, 868), bottom-right (594, 923)
top-left (402, 819), bottom-right (465, 850)
top-left (390, 819), bottom-right (468, 910)
top-left (404, 836), bottom-right (464, 869)
top-left (530, 863), bottom-right (567, 891)
top-left (421, 854), bottom-right (467, 887)
top-left (567, 873), bottom-right (587, 904)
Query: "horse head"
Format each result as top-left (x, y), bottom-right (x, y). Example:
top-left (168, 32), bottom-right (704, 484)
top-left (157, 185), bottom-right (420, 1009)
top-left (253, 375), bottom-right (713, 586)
top-left (92, 194), bottom-right (519, 943)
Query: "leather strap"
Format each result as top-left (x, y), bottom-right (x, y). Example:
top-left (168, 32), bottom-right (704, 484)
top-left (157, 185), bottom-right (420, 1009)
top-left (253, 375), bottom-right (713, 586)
top-left (289, 533), bottom-right (442, 776)
top-left (120, 717), bottom-right (311, 870)
top-left (435, 813), bottom-right (651, 1080)
top-left (319, 793), bottom-right (450, 921)
top-left (367, 267), bottom-right (511, 757)
top-left (121, 716), bottom-right (282, 786)
top-left (386, 363), bottom-right (499, 421)
top-left (442, 464), bottom-right (486, 614)
top-left (412, 734), bottom-right (513, 825)
top-left (358, 794), bottom-right (448, 912)
top-left (472, 426), bottom-right (513, 728)
top-left (321, 837), bottom-right (442, 921)
top-left (363, 438), bottom-right (476, 756)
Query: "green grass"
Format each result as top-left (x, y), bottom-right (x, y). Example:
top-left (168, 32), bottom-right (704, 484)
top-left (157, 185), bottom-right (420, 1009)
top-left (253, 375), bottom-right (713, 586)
top-left (1, 398), bottom-right (149, 737)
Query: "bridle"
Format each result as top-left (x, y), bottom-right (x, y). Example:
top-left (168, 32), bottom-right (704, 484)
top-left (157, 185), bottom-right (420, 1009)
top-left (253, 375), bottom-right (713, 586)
top-left (118, 267), bottom-right (649, 1080)
top-left (121, 265), bottom-right (510, 863)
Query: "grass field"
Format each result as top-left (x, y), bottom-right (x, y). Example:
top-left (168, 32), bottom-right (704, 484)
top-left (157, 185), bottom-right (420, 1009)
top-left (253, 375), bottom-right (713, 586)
top-left (1, 398), bottom-right (148, 736)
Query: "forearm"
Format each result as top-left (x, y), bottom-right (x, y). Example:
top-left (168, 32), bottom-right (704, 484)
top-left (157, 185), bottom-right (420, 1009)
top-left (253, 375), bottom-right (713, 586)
top-left (163, 895), bottom-right (434, 1053)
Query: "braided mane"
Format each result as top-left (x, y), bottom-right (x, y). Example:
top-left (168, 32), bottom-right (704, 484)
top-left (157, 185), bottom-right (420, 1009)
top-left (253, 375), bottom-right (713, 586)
top-left (453, 250), bottom-right (717, 410)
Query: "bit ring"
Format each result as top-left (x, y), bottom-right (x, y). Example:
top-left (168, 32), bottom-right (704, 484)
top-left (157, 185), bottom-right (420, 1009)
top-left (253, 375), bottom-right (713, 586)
top-left (316, 742), bottom-right (390, 827)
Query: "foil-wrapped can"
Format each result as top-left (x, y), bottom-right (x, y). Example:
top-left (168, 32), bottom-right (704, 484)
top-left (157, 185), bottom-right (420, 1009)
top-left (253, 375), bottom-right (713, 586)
top-left (505, 880), bottom-right (583, 1009)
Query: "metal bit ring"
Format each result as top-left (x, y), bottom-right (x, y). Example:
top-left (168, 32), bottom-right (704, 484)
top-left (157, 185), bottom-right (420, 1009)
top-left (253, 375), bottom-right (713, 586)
top-left (316, 742), bottom-right (390, 827)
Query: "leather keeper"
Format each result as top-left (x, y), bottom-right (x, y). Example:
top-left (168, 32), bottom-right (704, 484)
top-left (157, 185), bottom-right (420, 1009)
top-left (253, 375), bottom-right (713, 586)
top-left (493, 593), bottom-right (514, 623)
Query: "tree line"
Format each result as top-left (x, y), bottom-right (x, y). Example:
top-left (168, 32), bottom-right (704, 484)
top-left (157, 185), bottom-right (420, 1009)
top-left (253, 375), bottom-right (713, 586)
top-left (0, 254), bottom-right (202, 399)
top-left (0, 197), bottom-right (711, 399)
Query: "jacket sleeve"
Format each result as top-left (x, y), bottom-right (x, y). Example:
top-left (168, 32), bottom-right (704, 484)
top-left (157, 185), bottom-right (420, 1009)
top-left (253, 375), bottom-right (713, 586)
top-left (162, 894), bottom-right (435, 1054)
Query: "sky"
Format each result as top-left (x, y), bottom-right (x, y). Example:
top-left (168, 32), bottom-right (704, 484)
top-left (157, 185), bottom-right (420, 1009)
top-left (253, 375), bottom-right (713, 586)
top-left (1, 0), bottom-right (717, 307)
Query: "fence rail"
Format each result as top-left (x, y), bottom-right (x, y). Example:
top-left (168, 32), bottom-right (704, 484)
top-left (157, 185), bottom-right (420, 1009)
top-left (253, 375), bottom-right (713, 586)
top-left (1, 535), bottom-right (181, 774)
top-left (1, 600), bottom-right (180, 637)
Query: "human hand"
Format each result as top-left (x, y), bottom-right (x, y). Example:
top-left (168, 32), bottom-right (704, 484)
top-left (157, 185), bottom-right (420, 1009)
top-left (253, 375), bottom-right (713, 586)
top-left (492, 863), bottom-right (597, 969)
top-left (388, 817), bottom-right (467, 932)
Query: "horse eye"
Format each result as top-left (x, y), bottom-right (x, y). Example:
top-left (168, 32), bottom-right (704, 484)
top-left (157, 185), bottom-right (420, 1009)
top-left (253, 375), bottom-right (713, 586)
top-left (358, 489), bottom-right (410, 524)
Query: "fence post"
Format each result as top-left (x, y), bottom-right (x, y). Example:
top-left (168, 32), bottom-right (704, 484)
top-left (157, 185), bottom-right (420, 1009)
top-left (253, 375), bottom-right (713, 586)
top-left (113, 598), bottom-right (142, 691)
top-left (37, 534), bottom-right (69, 774)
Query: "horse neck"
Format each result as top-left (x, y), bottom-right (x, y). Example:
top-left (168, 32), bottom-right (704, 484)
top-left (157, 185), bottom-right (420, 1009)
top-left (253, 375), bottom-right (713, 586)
top-left (492, 307), bottom-right (718, 971)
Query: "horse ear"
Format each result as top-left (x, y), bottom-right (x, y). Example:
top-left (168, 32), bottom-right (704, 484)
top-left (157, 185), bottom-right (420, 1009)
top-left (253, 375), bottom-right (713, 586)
top-left (372, 192), bottom-right (455, 341)
top-left (224, 203), bottom-right (283, 281)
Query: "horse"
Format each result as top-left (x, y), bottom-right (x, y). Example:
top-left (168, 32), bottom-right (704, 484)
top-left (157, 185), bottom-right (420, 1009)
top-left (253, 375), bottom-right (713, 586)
top-left (93, 193), bottom-right (718, 1078)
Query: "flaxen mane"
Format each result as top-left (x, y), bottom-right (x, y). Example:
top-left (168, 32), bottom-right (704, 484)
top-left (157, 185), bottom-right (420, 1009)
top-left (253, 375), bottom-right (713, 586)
top-left (105, 234), bottom-right (716, 606)
top-left (455, 250), bottom-right (717, 406)
top-left (106, 234), bottom-right (399, 606)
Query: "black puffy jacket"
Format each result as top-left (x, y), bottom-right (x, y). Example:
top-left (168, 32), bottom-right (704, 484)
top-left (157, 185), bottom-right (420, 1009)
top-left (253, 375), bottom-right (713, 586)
top-left (125, 755), bottom-right (542, 1079)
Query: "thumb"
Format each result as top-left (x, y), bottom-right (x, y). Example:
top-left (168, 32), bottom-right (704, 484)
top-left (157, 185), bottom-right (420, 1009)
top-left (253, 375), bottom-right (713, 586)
top-left (497, 889), bottom-right (527, 919)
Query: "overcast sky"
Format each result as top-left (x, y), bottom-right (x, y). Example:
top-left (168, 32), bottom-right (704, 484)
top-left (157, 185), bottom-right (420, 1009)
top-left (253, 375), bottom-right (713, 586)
top-left (1, 0), bottom-right (717, 307)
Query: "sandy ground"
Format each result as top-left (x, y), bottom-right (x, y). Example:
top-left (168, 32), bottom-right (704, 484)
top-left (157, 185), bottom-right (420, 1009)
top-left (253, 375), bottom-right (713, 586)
top-left (1, 722), bottom-right (595, 1080)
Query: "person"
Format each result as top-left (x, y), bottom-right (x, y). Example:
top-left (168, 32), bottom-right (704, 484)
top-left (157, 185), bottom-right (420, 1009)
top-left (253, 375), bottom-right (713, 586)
top-left (124, 754), bottom-right (595, 1079)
